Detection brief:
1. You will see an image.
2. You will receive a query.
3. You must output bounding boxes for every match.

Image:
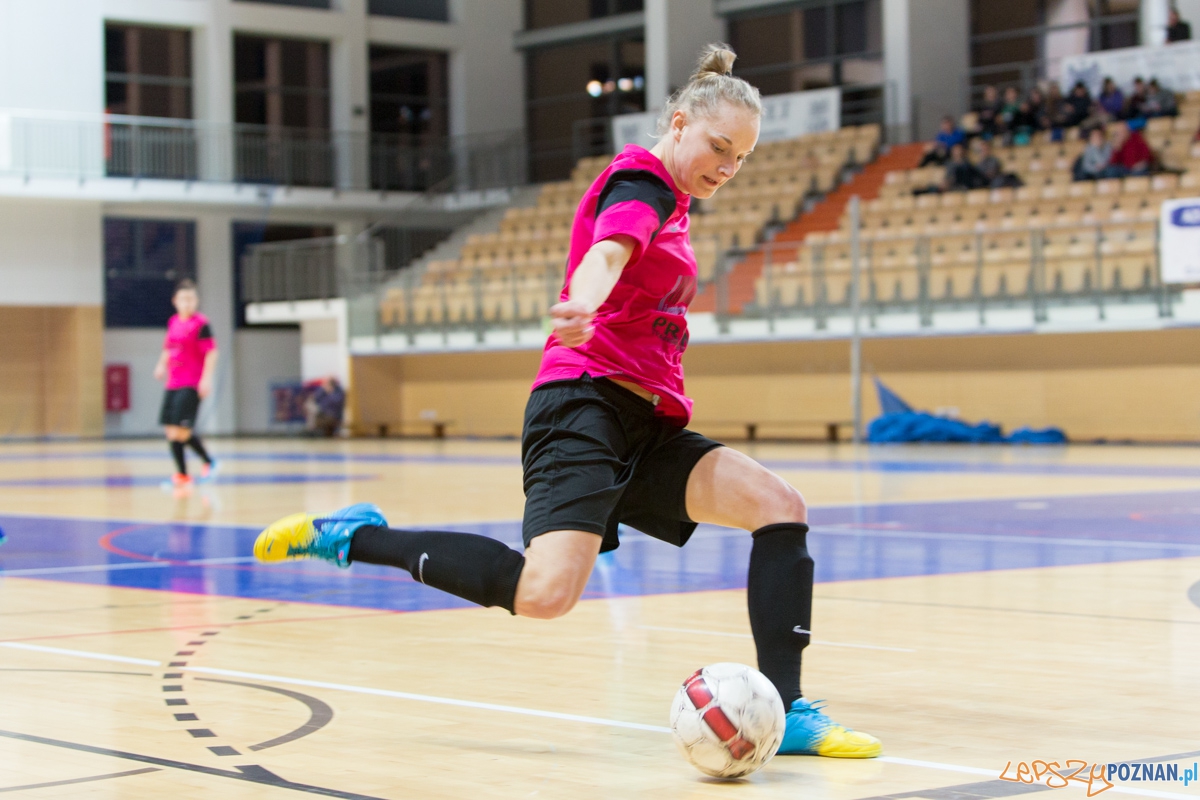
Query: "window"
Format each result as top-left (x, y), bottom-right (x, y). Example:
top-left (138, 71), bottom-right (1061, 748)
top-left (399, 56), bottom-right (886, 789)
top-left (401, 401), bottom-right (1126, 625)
top-left (525, 0), bottom-right (643, 31)
top-left (727, 0), bottom-right (883, 95)
top-left (369, 46), bottom-right (450, 190)
top-left (231, 223), bottom-right (334, 328)
top-left (105, 24), bottom-right (192, 118)
top-left (104, 219), bottom-right (196, 328)
top-left (369, 0), bottom-right (449, 21)
top-left (233, 35), bottom-right (331, 185)
top-left (526, 37), bottom-right (645, 181)
top-left (233, 0), bottom-right (331, 8)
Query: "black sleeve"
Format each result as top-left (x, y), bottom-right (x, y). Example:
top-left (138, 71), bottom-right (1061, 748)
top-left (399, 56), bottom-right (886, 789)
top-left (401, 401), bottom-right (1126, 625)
top-left (595, 169), bottom-right (676, 235)
top-left (198, 324), bottom-right (213, 340)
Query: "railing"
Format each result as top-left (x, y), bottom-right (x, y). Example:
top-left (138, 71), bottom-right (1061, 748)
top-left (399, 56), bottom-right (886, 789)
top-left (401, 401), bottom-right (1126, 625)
top-left (729, 222), bottom-right (1175, 331)
top-left (0, 111), bottom-right (528, 192)
top-left (242, 235), bottom-right (386, 304)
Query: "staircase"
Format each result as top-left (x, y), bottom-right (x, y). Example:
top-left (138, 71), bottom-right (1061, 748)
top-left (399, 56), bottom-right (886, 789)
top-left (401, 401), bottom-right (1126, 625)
top-left (691, 142), bottom-right (926, 314)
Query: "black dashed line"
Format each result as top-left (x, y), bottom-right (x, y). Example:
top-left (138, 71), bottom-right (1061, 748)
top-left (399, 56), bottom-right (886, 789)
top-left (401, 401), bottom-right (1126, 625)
top-left (201, 632), bottom-right (219, 636)
top-left (208, 746), bottom-right (239, 756)
top-left (174, 713), bottom-right (198, 722)
top-left (235, 616), bottom-right (251, 620)
top-left (163, 673), bottom-right (182, 679)
top-left (175, 651), bottom-right (194, 656)
top-left (169, 662), bottom-right (187, 667)
top-left (187, 729), bottom-right (217, 738)
top-left (162, 686), bottom-right (183, 692)
top-left (187, 641), bottom-right (205, 646)
top-left (165, 699), bottom-right (188, 706)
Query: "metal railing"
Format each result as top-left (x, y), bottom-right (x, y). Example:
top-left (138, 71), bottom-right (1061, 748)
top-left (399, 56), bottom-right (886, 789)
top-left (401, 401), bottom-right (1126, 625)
top-left (0, 111), bottom-right (528, 192)
top-left (732, 222), bottom-right (1176, 331)
top-left (242, 235), bottom-right (386, 304)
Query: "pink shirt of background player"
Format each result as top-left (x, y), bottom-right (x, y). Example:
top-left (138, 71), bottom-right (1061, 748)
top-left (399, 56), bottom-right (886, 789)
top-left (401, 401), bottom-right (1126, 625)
top-left (533, 145), bottom-right (697, 424)
top-left (164, 313), bottom-right (215, 390)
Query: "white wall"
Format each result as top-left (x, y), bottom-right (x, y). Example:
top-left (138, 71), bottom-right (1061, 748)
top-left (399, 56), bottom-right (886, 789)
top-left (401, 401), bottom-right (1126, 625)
top-left (645, 0), bottom-right (725, 113)
top-left (0, 199), bottom-right (103, 306)
top-left (103, 329), bottom-right (169, 436)
top-left (0, 0), bottom-right (104, 113)
top-left (884, 0), bottom-right (970, 142)
top-left (235, 329), bottom-right (302, 434)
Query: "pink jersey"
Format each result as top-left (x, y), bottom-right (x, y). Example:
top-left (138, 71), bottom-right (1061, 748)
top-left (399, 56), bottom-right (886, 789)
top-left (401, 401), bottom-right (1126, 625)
top-left (164, 313), bottom-right (215, 390)
top-left (533, 145), bottom-right (697, 423)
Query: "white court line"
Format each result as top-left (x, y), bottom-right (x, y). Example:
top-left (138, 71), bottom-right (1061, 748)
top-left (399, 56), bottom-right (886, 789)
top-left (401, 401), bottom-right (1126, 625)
top-left (0, 556), bottom-right (258, 577)
top-left (5, 642), bottom-right (1197, 798)
top-left (637, 625), bottom-right (915, 652)
top-left (817, 526), bottom-right (1200, 553)
top-left (0, 641), bottom-right (160, 666)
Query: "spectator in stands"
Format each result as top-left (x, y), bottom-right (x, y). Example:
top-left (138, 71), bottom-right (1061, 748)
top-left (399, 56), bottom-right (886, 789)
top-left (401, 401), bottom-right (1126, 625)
top-left (1167, 7), bottom-right (1192, 41)
top-left (1125, 77), bottom-right (1148, 120)
top-left (1073, 126), bottom-right (1113, 181)
top-left (974, 139), bottom-right (1022, 188)
top-left (1098, 78), bottom-right (1124, 120)
top-left (920, 115), bottom-right (965, 166)
top-left (943, 143), bottom-right (985, 191)
top-left (1062, 81), bottom-right (1093, 128)
top-left (1044, 82), bottom-right (1070, 132)
top-left (307, 377), bottom-right (345, 437)
top-left (1143, 79), bottom-right (1178, 118)
top-left (998, 86), bottom-right (1022, 141)
top-left (975, 85), bottom-right (1002, 138)
top-left (1105, 121), bottom-right (1154, 178)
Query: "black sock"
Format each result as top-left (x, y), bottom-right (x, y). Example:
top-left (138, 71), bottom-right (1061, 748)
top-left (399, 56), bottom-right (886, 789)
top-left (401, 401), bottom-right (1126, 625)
top-left (169, 441), bottom-right (187, 475)
top-left (747, 522), bottom-right (813, 708)
top-left (348, 526), bottom-right (525, 614)
top-left (186, 434), bottom-right (211, 464)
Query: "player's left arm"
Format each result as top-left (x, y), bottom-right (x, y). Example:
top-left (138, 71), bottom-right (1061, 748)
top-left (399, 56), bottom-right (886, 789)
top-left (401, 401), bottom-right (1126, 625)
top-left (197, 324), bottom-right (218, 399)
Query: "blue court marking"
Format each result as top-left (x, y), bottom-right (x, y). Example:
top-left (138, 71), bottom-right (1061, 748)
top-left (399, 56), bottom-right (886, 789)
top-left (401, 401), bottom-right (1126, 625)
top-left (1, 489), bottom-right (1199, 615)
top-left (5, 448), bottom-right (1200, 479)
top-left (0, 474), bottom-right (379, 489)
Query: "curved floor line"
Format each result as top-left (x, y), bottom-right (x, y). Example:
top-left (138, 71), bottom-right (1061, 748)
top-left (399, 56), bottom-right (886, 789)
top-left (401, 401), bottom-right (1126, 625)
top-left (1188, 579), bottom-right (1200, 610)
top-left (97, 524), bottom-right (163, 562)
top-left (0, 767), bottom-right (160, 793)
top-left (193, 677), bottom-right (334, 751)
top-left (0, 668), bottom-right (152, 676)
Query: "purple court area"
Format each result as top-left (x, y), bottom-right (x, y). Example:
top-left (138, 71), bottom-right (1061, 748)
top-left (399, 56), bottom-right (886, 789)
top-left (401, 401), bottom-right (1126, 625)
top-left (1, 489), bottom-right (1199, 613)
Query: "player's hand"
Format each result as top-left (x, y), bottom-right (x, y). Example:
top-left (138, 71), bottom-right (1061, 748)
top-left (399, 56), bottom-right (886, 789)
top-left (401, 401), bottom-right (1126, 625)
top-left (197, 378), bottom-right (212, 399)
top-left (549, 299), bottom-right (596, 348)
top-left (154, 364), bottom-right (165, 382)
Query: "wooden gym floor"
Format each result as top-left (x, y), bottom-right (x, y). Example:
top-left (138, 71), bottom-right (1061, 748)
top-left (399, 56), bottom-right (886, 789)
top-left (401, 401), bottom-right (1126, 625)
top-left (0, 438), bottom-right (1198, 799)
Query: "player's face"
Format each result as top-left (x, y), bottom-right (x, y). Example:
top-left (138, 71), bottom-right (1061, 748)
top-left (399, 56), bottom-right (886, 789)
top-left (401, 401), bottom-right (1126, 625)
top-left (173, 289), bottom-right (199, 317)
top-left (670, 104), bottom-right (759, 199)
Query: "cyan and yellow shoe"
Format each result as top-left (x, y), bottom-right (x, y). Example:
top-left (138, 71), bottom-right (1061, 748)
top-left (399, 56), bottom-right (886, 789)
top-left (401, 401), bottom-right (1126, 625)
top-left (254, 503), bottom-right (387, 569)
top-left (777, 698), bottom-right (882, 758)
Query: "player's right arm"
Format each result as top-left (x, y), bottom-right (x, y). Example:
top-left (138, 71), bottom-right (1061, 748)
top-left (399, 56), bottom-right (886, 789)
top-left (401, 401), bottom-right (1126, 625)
top-left (551, 236), bottom-right (635, 348)
top-left (153, 350), bottom-right (169, 383)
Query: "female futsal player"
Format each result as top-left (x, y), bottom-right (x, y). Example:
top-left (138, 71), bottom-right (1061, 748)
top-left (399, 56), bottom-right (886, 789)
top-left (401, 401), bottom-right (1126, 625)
top-left (154, 279), bottom-right (218, 488)
top-left (255, 45), bottom-right (880, 758)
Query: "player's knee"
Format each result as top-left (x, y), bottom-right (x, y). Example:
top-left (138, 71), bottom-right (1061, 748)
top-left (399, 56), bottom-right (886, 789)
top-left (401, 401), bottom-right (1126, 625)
top-left (757, 482), bottom-right (807, 527)
top-left (517, 583), bottom-right (580, 619)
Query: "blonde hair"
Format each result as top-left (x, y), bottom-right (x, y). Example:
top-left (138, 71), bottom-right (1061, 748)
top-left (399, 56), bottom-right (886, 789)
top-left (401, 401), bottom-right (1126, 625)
top-left (657, 44), bottom-right (762, 136)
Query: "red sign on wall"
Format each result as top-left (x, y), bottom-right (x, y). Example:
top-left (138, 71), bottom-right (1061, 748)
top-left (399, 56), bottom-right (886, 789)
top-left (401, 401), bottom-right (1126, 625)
top-left (105, 364), bottom-right (130, 413)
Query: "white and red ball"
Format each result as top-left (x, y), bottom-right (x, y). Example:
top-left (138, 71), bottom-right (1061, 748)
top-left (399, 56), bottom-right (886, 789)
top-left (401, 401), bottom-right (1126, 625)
top-left (669, 662), bottom-right (786, 779)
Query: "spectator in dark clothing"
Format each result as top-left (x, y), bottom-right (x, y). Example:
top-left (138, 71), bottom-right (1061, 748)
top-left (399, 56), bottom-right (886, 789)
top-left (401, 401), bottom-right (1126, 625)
top-left (1167, 7), bottom-right (1192, 41)
top-left (943, 144), bottom-right (985, 191)
top-left (1073, 126), bottom-right (1114, 181)
top-left (976, 85), bottom-right (1002, 138)
top-left (1104, 121), bottom-right (1154, 178)
top-left (920, 116), bottom-right (965, 166)
top-left (975, 139), bottom-right (1021, 188)
top-left (1144, 79), bottom-right (1178, 118)
top-left (308, 377), bottom-right (346, 437)
top-left (1062, 82), bottom-right (1093, 128)
top-left (1027, 88), bottom-right (1052, 130)
top-left (1098, 78), bottom-right (1124, 119)
top-left (1125, 77), bottom-right (1148, 120)
top-left (998, 86), bottom-right (1022, 139)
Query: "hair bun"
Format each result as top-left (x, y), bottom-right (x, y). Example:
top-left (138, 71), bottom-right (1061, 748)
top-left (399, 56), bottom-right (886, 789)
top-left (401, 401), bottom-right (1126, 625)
top-left (694, 43), bottom-right (736, 81)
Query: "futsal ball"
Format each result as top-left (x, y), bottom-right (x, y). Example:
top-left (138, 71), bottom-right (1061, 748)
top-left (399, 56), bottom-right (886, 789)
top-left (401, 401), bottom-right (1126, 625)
top-left (669, 662), bottom-right (786, 779)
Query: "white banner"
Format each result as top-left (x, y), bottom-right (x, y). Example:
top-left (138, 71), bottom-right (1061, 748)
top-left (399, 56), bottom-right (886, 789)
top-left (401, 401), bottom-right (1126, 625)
top-left (1160, 197), bottom-right (1200, 284)
top-left (1060, 41), bottom-right (1200, 97)
top-left (610, 87), bottom-right (842, 153)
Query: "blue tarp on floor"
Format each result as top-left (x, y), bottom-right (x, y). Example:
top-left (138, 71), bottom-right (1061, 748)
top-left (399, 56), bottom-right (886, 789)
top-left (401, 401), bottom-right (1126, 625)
top-left (867, 379), bottom-right (1067, 444)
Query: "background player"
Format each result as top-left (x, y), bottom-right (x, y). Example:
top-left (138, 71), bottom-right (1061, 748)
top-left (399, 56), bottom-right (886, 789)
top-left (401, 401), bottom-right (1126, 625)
top-left (254, 45), bottom-right (880, 759)
top-left (154, 279), bottom-right (218, 489)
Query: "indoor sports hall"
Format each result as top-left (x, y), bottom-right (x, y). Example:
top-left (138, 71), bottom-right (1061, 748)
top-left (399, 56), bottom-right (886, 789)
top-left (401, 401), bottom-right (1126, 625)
top-left (1, 1), bottom-right (1199, 798)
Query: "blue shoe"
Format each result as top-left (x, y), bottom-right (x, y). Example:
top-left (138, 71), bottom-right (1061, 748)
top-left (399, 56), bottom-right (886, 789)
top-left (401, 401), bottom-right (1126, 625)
top-left (254, 503), bottom-right (387, 568)
top-left (0, 527), bottom-right (6, 547)
top-left (197, 459), bottom-right (219, 483)
top-left (778, 698), bottom-right (882, 758)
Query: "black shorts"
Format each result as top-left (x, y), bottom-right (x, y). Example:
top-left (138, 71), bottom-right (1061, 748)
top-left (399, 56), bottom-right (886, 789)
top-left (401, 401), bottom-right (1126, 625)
top-left (521, 374), bottom-right (723, 553)
top-left (159, 388), bottom-right (200, 428)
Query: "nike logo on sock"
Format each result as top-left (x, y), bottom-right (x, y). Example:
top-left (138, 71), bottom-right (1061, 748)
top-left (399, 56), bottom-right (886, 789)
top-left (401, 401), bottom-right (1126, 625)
top-left (793, 627), bottom-right (812, 636)
top-left (417, 552), bottom-right (429, 584)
